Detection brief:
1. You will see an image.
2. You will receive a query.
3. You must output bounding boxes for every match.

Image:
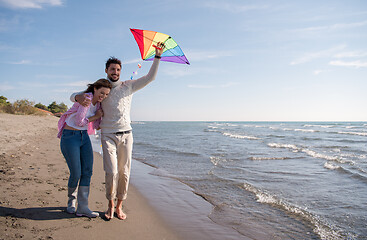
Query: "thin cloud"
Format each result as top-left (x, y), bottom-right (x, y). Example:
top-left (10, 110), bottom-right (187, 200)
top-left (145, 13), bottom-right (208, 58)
top-left (162, 67), bottom-right (193, 78)
top-left (122, 58), bottom-right (142, 65)
top-left (187, 84), bottom-right (215, 89)
top-left (186, 49), bottom-right (234, 62)
top-left (162, 64), bottom-right (228, 79)
top-left (8, 60), bottom-right (32, 65)
top-left (290, 45), bottom-right (346, 65)
top-left (52, 89), bottom-right (76, 93)
top-left (0, 0), bottom-right (63, 9)
top-left (334, 51), bottom-right (367, 58)
top-left (36, 74), bottom-right (78, 79)
top-left (313, 69), bottom-right (331, 75)
top-left (59, 81), bottom-right (90, 87)
top-left (188, 82), bottom-right (239, 89)
top-left (329, 60), bottom-right (367, 68)
top-left (294, 20), bottom-right (367, 34)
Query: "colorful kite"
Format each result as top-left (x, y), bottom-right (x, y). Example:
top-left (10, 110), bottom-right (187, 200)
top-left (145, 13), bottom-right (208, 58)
top-left (130, 28), bottom-right (190, 65)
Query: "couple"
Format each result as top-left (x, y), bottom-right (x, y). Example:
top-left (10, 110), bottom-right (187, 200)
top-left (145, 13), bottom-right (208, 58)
top-left (57, 43), bottom-right (165, 220)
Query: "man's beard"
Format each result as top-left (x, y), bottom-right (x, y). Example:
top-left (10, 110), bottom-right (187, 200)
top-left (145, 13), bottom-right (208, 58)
top-left (108, 75), bottom-right (119, 82)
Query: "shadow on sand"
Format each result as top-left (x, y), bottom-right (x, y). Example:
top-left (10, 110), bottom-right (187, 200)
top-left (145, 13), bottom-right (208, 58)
top-left (0, 206), bottom-right (77, 220)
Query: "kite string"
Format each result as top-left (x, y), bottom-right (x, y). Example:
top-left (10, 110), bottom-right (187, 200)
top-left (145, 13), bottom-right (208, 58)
top-left (130, 63), bottom-right (142, 80)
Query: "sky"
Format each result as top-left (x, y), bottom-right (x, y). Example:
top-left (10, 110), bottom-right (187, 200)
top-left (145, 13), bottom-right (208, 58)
top-left (0, 0), bottom-right (366, 121)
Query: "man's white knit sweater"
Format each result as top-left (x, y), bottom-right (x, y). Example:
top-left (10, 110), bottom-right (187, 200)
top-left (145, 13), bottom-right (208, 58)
top-left (70, 58), bottom-right (160, 134)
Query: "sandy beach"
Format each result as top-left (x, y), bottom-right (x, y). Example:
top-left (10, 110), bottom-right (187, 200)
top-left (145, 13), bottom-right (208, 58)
top-left (0, 113), bottom-right (180, 240)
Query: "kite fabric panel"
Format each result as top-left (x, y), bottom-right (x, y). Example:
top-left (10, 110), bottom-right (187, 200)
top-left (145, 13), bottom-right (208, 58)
top-left (130, 28), bottom-right (190, 65)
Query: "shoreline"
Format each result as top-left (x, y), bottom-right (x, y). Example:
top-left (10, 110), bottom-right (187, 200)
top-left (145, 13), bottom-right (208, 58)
top-left (130, 160), bottom-right (249, 240)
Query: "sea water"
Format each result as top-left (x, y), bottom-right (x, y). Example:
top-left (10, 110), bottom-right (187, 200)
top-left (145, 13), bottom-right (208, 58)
top-left (129, 122), bottom-right (367, 240)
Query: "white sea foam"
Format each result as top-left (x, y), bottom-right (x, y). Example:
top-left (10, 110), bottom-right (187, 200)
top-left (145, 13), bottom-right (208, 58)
top-left (225, 123), bottom-right (238, 127)
top-left (295, 129), bottom-right (317, 133)
top-left (223, 132), bottom-right (260, 140)
top-left (210, 156), bottom-right (227, 166)
top-left (132, 121), bottom-right (146, 124)
top-left (323, 162), bottom-right (340, 170)
top-left (267, 143), bottom-right (299, 151)
top-left (249, 156), bottom-right (290, 161)
top-left (282, 128), bottom-right (319, 133)
top-left (242, 183), bottom-right (343, 240)
top-left (338, 131), bottom-right (367, 136)
top-left (304, 124), bottom-right (334, 128)
top-left (268, 143), bottom-right (342, 161)
top-left (330, 148), bottom-right (341, 153)
top-left (302, 149), bottom-right (340, 161)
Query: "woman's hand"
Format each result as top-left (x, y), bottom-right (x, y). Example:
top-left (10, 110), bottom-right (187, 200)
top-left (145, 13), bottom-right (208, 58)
top-left (88, 109), bottom-right (103, 123)
top-left (95, 109), bottom-right (104, 119)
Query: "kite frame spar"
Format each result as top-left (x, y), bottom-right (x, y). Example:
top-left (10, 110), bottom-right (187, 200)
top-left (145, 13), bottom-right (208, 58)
top-left (130, 28), bottom-right (190, 65)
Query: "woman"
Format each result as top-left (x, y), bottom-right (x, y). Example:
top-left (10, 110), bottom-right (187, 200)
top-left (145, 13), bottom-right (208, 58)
top-left (57, 78), bottom-right (112, 218)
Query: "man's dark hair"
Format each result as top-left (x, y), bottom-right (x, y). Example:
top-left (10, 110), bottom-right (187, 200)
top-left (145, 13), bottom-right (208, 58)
top-left (106, 57), bottom-right (122, 70)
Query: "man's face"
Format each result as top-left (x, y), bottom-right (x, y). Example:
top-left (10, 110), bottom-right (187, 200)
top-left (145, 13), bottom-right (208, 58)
top-left (105, 63), bottom-right (121, 82)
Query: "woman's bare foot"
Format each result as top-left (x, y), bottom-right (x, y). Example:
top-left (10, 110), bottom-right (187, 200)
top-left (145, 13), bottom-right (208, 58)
top-left (104, 200), bottom-right (115, 220)
top-left (116, 199), bottom-right (126, 220)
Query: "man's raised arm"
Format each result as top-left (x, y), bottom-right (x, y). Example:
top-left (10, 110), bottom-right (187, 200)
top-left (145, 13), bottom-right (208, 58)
top-left (130, 42), bottom-right (164, 93)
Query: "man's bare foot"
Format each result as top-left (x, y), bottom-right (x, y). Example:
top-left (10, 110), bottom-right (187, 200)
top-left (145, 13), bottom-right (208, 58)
top-left (104, 201), bottom-right (114, 220)
top-left (115, 206), bottom-right (126, 220)
top-left (116, 199), bottom-right (126, 220)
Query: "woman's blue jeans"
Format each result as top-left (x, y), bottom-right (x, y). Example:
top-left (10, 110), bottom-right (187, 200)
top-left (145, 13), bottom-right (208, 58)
top-left (60, 129), bottom-right (94, 188)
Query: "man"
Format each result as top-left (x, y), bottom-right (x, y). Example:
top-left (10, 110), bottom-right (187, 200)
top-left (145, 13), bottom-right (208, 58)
top-left (70, 43), bottom-right (164, 220)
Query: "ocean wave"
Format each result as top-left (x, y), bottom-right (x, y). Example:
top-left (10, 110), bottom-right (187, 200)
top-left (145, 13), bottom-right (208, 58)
top-left (337, 131), bottom-right (367, 136)
top-left (340, 152), bottom-right (367, 160)
top-left (241, 183), bottom-right (344, 240)
top-left (267, 134), bottom-right (286, 138)
top-left (323, 162), bottom-right (367, 182)
top-left (303, 124), bottom-right (334, 128)
top-left (345, 126), bottom-right (361, 129)
top-left (223, 132), bottom-right (260, 140)
top-left (131, 121), bottom-right (146, 124)
top-left (210, 156), bottom-right (227, 166)
top-left (281, 128), bottom-right (321, 133)
top-left (301, 137), bottom-right (323, 141)
top-left (295, 129), bottom-right (318, 133)
top-left (248, 156), bottom-right (292, 161)
top-left (336, 138), bottom-right (367, 144)
top-left (302, 149), bottom-right (340, 161)
top-left (267, 143), bottom-right (299, 151)
top-left (268, 143), bottom-right (343, 162)
top-left (323, 162), bottom-right (340, 170)
top-left (204, 128), bottom-right (219, 133)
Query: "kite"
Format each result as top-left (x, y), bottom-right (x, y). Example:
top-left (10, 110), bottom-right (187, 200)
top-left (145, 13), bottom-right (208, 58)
top-left (130, 28), bottom-right (190, 65)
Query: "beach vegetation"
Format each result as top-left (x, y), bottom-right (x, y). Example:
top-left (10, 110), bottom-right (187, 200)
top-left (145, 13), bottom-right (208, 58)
top-left (0, 95), bottom-right (67, 116)
top-left (47, 101), bottom-right (68, 114)
top-left (34, 103), bottom-right (48, 110)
